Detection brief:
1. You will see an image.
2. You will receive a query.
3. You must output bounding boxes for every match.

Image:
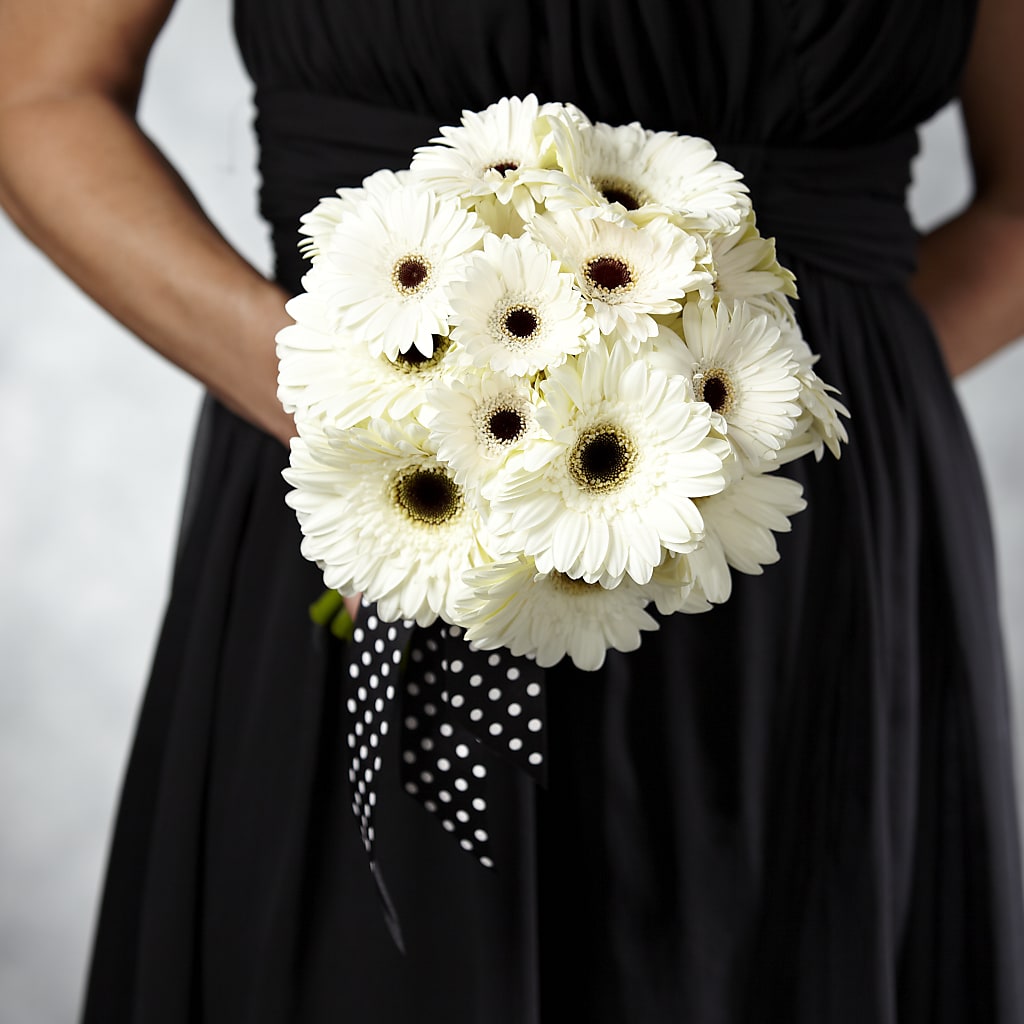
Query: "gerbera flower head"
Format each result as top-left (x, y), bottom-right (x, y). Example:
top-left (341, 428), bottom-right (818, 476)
top-left (411, 94), bottom-right (557, 222)
top-left (645, 550), bottom-right (713, 615)
top-left (448, 231), bottom-right (595, 376)
top-left (455, 555), bottom-right (659, 670)
top-left (489, 340), bottom-right (729, 587)
top-left (317, 183), bottom-right (487, 360)
top-left (774, 321), bottom-right (850, 461)
top-left (284, 418), bottom-right (495, 626)
top-left (676, 301), bottom-right (803, 467)
top-left (422, 369), bottom-right (540, 500)
top-left (542, 120), bottom-right (751, 231)
top-left (529, 209), bottom-right (710, 349)
top-left (663, 465), bottom-right (807, 605)
top-left (705, 214), bottom-right (798, 313)
top-left (277, 289), bottom-right (460, 426)
top-left (298, 168), bottom-right (411, 262)
top-left (699, 468), bottom-right (806, 573)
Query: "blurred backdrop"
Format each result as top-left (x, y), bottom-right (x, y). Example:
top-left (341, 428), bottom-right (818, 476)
top-left (1, 1), bottom-right (1022, 1020)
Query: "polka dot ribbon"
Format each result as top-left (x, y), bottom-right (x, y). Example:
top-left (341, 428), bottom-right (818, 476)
top-left (343, 600), bottom-right (547, 948)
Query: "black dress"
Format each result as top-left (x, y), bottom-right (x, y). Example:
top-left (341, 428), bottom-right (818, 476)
top-left (83, 0), bottom-right (1024, 1021)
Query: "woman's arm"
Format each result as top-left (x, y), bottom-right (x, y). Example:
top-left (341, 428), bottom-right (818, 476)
top-left (0, 0), bottom-right (295, 445)
top-left (911, 0), bottom-right (1024, 377)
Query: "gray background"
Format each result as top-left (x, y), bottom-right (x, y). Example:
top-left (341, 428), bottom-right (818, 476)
top-left (1, 1), bottom-right (1021, 1020)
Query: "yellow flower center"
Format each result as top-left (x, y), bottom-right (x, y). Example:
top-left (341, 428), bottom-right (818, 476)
top-left (548, 571), bottom-right (600, 595)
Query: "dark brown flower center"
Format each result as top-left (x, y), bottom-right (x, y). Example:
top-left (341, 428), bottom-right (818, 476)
top-left (488, 160), bottom-right (520, 175)
top-left (695, 368), bottom-right (735, 415)
top-left (392, 334), bottom-right (450, 373)
top-left (584, 255), bottom-right (634, 294)
top-left (391, 465), bottom-right (463, 527)
top-left (488, 407), bottom-right (527, 443)
top-left (391, 254), bottom-right (431, 294)
top-left (503, 306), bottom-right (539, 339)
top-left (474, 392), bottom-right (532, 453)
top-left (595, 178), bottom-right (644, 211)
top-left (568, 424), bottom-right (637, 494)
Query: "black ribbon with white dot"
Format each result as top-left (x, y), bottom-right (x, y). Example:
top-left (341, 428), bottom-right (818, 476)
top-left (343, 601), bottom-right (547, 948)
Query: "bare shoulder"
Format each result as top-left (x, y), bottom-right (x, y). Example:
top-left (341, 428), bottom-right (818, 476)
top-left (0, 0), bottom-right (176, 110)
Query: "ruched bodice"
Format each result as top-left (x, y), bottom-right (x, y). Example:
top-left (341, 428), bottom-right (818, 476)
top-left (238, 0), bottom-right (974, 295)
top-left (234, 0), bottom-right (973, 144)
top-left (82, 3), bottom-right (1024, 1023)
top-left (236, 0), bottom-right (976, 294)
top-left (254, 91), bottom-right (923, 292)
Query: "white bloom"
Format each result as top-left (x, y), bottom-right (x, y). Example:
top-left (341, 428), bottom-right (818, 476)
top-left (647, 466), bottom-right (805, 609)
top-left (411, 94), bottom-right (555, 222)
top-left (538, 100), bottom-right (592, 133)
top-left (706, 215), bottom-right (798, 313)
top-left (490, 340), bottom-right (728, 586)
top-left (284, 419), bottom-right (494, 626)
top-left (704, 469), bottom-right (806, 573)
top-left (470, 195), bottom-right (529, 238)
top-left (318, 183), bottom-right (486, 360)
top-left (674, 302), bottom-right (803, 467)
top-left (298, 168), bottom-right (411, 262)
top-left (683, 468), bottom-right (807, 604)
top-left (645, 550), bottom-right (713, 615)
top-left (543, 120), bottom-right (751, 231)
top-left (529, 210), bottom-right (710, 348)
top-left (422, 369), bottom-right (540, 500)
top-left (276, 290), bottom-right (348, 417)
top-left (277, 289), bottom-right (459, 428)
top-left (777, 321), bottom-right (850, 460)
top-left (455, 555), bottom-right (658, 671)
top-left (448, 232), bottom-right (594, 376)
top-left (279, 295), bottom-right (461, 427)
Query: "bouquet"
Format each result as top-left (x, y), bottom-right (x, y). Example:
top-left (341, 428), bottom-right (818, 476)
top-left (278, 95), bottom-right (847, 671)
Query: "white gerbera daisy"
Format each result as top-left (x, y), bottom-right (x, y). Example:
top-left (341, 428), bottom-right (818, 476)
top-left (318, 183), bottom-right (486, 360)
top-left (284, 419), bottom-right (493, 626)
top-left (542, 121), bottom-right (751, 231)
top-left (422, 369), bottom-right (540, 500)
top-left (529, 210), bottom-right (709, 348)
top-left (674, 301), bottom-right (803, 467)
top-left (448, 232), bottom-right (594, 376)
top-left (279, 296), bottom-right (460, 427)
top-left (677, 468), bottom-right (807, 604)
top-left (455, 555), bottom-right (658, 671)
top-left (538, 100), bottom-right (592, 133)
top-left (703, 469), bottom-right (807, 573)
top-left (411, 94), bottom-right (555, 222)
top-left (470, 195), bottom-right (529, 238)
top-left (490, 341), bottom-right (728, 587)
top-left (775, 321), bottom-right (850, 461)
top-left (297, 168), bottom-right (411, 262)
top-left (276, 290), bottom-right (346, 417)
top-left (706, 215), bottom-right (798, 313)
top-left (645, 550), bottom-right (713, 615)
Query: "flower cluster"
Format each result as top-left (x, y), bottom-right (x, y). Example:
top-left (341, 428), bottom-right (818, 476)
top-left (279, 95), bottom-right (848, 670)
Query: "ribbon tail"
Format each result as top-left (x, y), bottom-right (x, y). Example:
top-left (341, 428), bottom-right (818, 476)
top-left (370, 860), bottom-right (406, 954)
